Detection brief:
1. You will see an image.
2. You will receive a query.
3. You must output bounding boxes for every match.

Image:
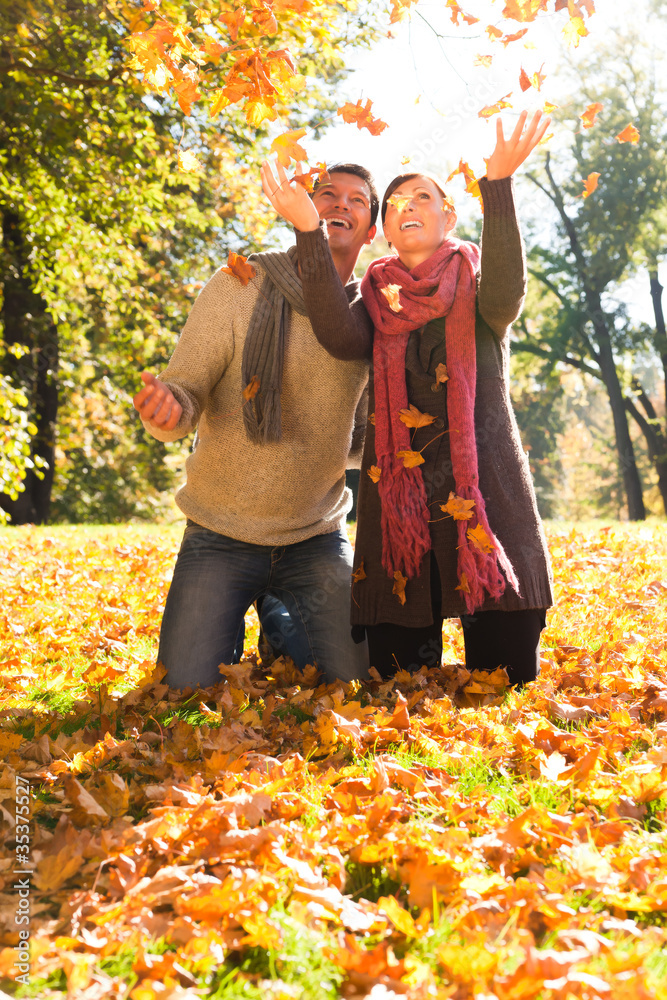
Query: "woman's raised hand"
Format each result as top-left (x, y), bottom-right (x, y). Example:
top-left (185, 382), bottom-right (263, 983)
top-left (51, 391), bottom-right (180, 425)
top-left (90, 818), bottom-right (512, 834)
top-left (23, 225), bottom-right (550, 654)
top-left (485, 110), bottom-right (551, 181)
top-left (261, 159), bottom-right (320, 232)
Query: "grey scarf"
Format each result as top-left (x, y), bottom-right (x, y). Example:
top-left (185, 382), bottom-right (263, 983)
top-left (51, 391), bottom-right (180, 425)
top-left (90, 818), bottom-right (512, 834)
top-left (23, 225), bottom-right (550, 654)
top-left (242, 246), bottom-right (308, 443)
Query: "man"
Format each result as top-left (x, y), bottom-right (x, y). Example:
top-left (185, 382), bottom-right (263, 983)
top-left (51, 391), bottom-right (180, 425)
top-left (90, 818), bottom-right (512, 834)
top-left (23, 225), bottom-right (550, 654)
top-left (134, 163), bottom-right (377, 689)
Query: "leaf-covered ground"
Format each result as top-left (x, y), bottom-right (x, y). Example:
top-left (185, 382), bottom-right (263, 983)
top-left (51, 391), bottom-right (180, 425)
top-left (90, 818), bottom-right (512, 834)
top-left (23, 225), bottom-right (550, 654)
top-left (1, 521), bottom-right (667, 999)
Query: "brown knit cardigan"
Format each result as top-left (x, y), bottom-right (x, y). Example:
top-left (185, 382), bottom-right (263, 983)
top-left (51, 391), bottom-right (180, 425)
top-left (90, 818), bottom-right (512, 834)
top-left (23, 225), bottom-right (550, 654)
top-left (301, 177), bottom-right (554, 627)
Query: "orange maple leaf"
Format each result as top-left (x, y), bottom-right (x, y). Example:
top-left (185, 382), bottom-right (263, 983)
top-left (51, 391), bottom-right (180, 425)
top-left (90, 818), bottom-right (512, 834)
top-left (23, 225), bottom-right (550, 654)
top-left (502, 0), bottom-right (543, 22)
top-left (616, 123), bottom-right (640, 144)
top-left (337, 98), bottom-right (388, 135)
top-left (486, 24), bottom-right (503, 40)
top-left (467, 523), bottom-right (495, 553)
top-left (441, 492), bottom-right (476, 520)
top-left (446, 0), bottom-right (479, 26)
top-left (222, 252), bottom-right (256, 286)
top-left (381, 284), bottom-right (403, 313)
top-left (393, 570), bottom-right (408, 605)
top-left (580, 102), bottom-right (603, 129)
top-left (501, 28), bottom-right (529, 45)
top-left (368, 465), bottom-right (382, 483)
top-left (446, 161), bottom-right (482, 208)
top-left (581, 172), bottom-right (600, 198)
top-left (243, 375), bottom-right (260, 402)
top-left (270, 128), bottom-right (308, 168)
top-left (478, 93), bottom-right (513, 118)
top-left (389, 0), bottom-right (419, 22)
top-left (474, 54), bottom-right (493, 68)
top-left (435, 363), bottom-right (449, 384)
top-left (543, 100), bottom-right (559, 114)
top-left (520, 64), bottom-right (545, 91)
top-left (399, 404), bottom-right (436, 429)
top-left (396, 449), bottom-right (425, 469)
top-left (294, 163), bottom-right (330, 192)
top-left (455, 572), bottom-right (471, 594)
top-left (352, 560), bottom-right (367, 583)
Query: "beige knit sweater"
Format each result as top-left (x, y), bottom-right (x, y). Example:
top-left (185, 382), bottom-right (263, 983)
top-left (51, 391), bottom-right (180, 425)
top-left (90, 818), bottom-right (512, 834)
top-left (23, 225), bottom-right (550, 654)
top-left (143, 234), bottom-right (369, 545)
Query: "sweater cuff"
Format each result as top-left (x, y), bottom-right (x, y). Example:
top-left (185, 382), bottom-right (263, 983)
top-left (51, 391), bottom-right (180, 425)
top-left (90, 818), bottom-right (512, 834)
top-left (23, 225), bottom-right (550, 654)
top-left (295, 221), bottom-right (328, 251)
top-left (479, 176), bottom-right (515, 215)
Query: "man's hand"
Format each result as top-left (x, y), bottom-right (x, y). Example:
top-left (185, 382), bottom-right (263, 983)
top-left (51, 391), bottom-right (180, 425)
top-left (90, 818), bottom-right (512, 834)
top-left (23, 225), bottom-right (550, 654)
top-left (486, 110), bottom-right (551, 181)
top-left (261, 159), bottom-right (320, 232)
top-left (133, 371), bottom-right (182, 431)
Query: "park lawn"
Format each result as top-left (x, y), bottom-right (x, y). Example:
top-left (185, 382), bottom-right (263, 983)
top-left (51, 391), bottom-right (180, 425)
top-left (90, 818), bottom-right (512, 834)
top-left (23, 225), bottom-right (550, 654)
top-left (0, 520), bottom-right (666, 998)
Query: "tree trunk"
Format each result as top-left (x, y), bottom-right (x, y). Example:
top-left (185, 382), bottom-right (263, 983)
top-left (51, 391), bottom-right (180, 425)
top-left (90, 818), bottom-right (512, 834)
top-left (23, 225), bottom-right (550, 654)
top-left (0, 209), bottom-right (59, 524)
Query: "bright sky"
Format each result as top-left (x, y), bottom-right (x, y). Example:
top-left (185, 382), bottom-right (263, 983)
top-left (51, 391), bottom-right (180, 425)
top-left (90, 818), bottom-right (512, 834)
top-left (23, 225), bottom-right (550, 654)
top-left (271, 0), bottom-right (667, 324)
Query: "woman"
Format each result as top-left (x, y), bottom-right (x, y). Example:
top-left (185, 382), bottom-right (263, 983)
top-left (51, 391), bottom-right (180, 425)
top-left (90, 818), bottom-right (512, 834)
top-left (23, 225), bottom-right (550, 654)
top-left (262, 112), bottom-right (553, 686)
top-left (351, 111), bottom-right (554, 685)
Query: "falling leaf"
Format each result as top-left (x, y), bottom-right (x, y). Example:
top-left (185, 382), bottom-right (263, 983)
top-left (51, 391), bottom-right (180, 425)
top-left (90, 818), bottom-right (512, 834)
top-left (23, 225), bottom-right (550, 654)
top-left (446, 161), bottom-right (482, 208)
top-left (435, 363), bottom-right (449, 383)
top-left (243, 375), bottom-right (260, 402)
top-left (368, 465), bottom-right (382, 483)
top-left (519, 63), bottom-right (545, 91)
top-left (399, 404), bottom-right (436, 429)
top-left (543, 100), bottom-right (559, 113)
top-left (352, 561), bottom-right (367, 582)
top-left (380, 284), bottom-right (403, 313)
top-left (581, 172), bottom-right (600, 198)
top-left (401, 155), bottom-right (411, 165)
top-left (446, 0), bottom-right (479, 26)
top-left (389, 0), bottom-right (419, 23)
top-left (474, 54), bottom-right (493, 67)
top-left (177, 148), bottom-right (202, 173)
top-left (467, 523), bottom-right (495, 552)
top-left (392, 570), bottom-right (408, 605)
top-left (441, 492), bottom-right (476, 520)
top-left (387, 193), bottom-right (413, 214)
top-left (455, 572), bottom-right (470, 593)
top-left (479, 93), bottom-right (513, 118)
top-left (396, 449), bottom-right (425, 468)
top-left (222, 252), bottom-right (256, 286)
top-left (562, 15), bottom-right (588, 46)
top-left (580, 102), bottom-right (603, 129)
top-left (270, 128), bottom-right (308, 167)
top-left (502, 0), bottom-right (542, 22)
top-left (337, 98), bottom-right (388, 135)
top-left (616, 123), bottom-right (640, 144)
top-left (294, 162), bottom-right (330, 192)
top-left (501, 28), bottom-right (529, 45)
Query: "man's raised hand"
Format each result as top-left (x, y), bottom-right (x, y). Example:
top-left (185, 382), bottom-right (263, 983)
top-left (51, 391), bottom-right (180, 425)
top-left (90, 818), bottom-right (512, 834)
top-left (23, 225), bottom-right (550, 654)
top-left (486, 110), bottom-right (551, 181)
top-left (261, 159), bottom-right (320, 232)
top-left (133, 372), bottom-right (182, 431)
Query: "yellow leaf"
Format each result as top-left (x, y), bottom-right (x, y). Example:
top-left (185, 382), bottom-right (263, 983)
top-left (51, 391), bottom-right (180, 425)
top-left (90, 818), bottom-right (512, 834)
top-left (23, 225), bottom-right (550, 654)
top-left (441, 492), bottom-right (475, 520)
top-left (378, 895), bottom-right (417, 936)
top-left (380, 284), bottom-right (403, 313)
top-left (396, 449), bottom-right (425, 468)
top-left (399, 404), bottom-right (436, 429)
top-left (270, 128), bottom-right (308, 168)
top-left (467, 523), bottom-right (494, 553)
top-left (177, 148), bottom-right (201, 173)
top-left (393, 570), bottom-right (408, 605)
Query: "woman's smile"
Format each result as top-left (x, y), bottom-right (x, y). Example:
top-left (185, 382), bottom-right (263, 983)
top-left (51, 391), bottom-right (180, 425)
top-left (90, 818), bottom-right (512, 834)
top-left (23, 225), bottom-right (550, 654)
top-left (383, 175), bottom-right (456, 269)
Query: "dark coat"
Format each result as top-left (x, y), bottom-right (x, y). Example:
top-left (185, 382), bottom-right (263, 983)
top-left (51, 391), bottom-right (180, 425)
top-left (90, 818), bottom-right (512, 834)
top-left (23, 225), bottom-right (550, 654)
top-left (350, 177), bottom-right (554, 627)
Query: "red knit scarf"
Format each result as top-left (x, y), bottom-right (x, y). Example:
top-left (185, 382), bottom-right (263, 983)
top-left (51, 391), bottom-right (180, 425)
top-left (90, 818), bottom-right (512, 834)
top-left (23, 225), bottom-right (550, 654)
top-left (361, 238), bottom-right (519, 613)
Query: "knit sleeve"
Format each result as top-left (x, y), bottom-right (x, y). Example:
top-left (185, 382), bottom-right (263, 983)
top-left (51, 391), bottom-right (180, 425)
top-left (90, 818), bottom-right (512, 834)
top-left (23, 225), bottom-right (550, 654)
top-left (141, 268), bottom-right (238, 443)
top-left (477, 176), bottom-right (527, 338)
top-left (296, 224), bottom-right (373, 361)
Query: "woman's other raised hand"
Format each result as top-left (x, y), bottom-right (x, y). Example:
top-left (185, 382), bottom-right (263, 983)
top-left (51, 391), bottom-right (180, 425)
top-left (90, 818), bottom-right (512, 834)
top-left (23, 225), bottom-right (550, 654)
top-left (485, 110), bottom-right (551, 181)
top-left (261, 159), bottom-right (320, 232)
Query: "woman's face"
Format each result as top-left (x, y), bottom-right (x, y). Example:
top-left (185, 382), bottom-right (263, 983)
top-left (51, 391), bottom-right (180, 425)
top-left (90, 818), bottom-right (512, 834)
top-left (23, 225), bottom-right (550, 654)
top-left (383, 176), bottom-right (456, 270)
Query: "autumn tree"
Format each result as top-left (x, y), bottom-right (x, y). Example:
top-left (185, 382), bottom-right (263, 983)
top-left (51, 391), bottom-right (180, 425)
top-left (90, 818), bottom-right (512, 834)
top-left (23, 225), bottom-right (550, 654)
top-left (516, 31), bottom-right (667, 519)
top-left (0, 0), bottom-right (379, 523)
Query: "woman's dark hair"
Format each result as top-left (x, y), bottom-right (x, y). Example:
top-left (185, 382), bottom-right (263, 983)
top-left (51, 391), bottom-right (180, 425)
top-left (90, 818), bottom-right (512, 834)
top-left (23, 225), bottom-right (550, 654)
top-left (313, 162), bottom-right (379, 227)
top-left (381, 172), bottom-right (452, 224)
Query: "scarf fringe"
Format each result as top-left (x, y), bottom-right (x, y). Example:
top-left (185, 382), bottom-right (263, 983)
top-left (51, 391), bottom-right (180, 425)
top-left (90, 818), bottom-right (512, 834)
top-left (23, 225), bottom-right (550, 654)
top-left (456, 485), bottom-right (520, 614)
top-left (379, 464), bottom-right (431, 578)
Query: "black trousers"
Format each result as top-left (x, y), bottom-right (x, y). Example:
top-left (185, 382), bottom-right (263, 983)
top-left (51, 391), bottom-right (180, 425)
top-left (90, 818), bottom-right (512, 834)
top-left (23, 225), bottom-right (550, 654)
top-left (360, 557), bottom-right (546, 686)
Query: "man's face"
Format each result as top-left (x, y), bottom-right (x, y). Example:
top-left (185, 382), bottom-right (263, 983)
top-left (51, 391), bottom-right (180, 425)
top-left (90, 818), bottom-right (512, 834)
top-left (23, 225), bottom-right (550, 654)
top-left (311, 172), bottom-right (376, 256)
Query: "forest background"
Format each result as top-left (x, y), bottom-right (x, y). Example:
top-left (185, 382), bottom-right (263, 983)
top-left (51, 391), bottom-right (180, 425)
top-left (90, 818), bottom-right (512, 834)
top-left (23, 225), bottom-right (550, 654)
top-left (1, 0), bottom-right (666, 526)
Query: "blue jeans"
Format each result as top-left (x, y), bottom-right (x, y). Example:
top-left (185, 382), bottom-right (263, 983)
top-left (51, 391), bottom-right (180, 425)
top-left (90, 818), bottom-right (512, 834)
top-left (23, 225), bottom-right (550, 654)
top-left (158, 523), bottom-right (369, 689)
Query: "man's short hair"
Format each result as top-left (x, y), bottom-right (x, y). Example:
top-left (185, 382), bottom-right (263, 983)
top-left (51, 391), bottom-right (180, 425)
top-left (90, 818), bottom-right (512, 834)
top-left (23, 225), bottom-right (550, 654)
top-left (313, 163), bottom-right (379, 228)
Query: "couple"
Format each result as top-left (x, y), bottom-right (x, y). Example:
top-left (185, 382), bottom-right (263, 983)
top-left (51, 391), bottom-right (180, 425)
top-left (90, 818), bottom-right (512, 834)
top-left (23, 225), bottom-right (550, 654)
top-left (134, 111), bottom-right (553, 690)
